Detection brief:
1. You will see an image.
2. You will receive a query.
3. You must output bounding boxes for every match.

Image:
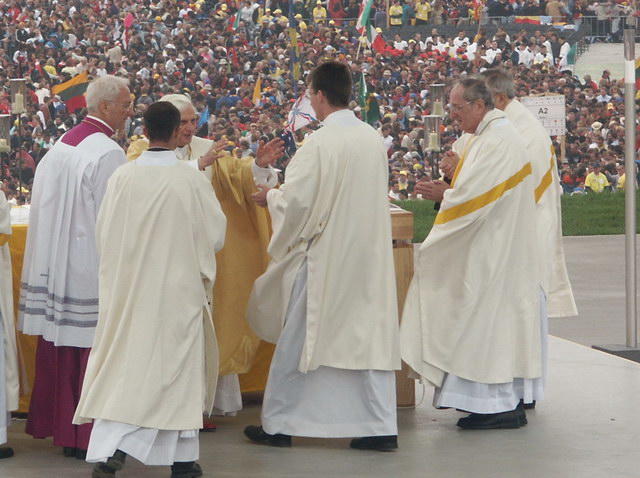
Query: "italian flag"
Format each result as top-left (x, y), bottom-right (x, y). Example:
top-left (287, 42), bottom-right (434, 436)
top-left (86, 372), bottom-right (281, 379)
top-left (356, 0), bottom-right (374, 32)
top-left (228, 13), bottom-right (241, 31)
top-left (365, 24), bottom-right (387, 54)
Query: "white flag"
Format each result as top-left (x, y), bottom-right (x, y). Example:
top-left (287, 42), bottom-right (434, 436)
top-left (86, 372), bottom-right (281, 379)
top-left (286, 95), bottom-right (317, 131)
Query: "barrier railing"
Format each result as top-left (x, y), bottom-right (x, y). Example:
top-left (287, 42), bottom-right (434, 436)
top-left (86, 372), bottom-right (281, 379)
top-left (578, 15), bottom-right (639, 42)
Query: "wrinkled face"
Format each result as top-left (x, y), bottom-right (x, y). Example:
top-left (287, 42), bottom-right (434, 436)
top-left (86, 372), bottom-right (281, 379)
top-left (449, 85), bottom-right (483, 134)
top-left (177, 105), bottom-right (198, 147)
top-left (102, 87), bottom-right (133, 132)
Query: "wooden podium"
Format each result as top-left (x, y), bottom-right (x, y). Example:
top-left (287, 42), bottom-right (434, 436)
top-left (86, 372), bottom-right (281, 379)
top-left (390, 205), bottom-right (416, 408)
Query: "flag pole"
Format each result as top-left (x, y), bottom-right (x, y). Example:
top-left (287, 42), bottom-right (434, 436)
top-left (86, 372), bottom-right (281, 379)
top-left (623, 24), bottom-right (637, 348)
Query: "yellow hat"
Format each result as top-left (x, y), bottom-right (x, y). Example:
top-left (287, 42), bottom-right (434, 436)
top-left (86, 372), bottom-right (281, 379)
top-left (413, 163), bottom-right (423, 170)
top-left (329, 19), bottom-right (335, 24)
top-left (295, 13), bottom-right (302, 18)
top-left (316, 1), bottom-right (322, 4)
top-left (155, 15), bottom-right (162, 21)
top-left (274, 8), bottom-right (282, 13)
top-left (221, 4), bottom-right (227, 9)
top-left (399, 170), bottom-right (408, 175)
top-left (376, 27), bottom-right (382, 33)
top-left (266, 7), bottom-right (271, 11)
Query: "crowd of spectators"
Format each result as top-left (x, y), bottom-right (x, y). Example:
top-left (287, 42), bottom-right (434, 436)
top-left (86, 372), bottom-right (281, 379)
top-left (0, 0), bottom-right (637, 205)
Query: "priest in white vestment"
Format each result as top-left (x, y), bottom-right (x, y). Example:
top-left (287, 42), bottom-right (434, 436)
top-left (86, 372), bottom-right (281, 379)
top-left (127, 95), bottom-right (281, 425)
top-left (480, 68), bottom-right (577, 319)
top-left (74, 101), bottom-right (227, 478)
top-left (478, 69), bottom-right (578, 410)
top-left (0, 189), bottom-right (19, 459)
top-left (18, 76), bottom-right (132, 457)
top-left (403, 78), bottom-right (542, 429)
top-left (245, 61), bottom-right (401, 451)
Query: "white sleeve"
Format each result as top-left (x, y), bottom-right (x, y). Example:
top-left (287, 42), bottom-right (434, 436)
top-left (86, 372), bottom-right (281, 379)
top-left (252, 160), bottom-right (279, 188)
top-left (92, 148), bottom-right (127, 215)
top-left (0, 191), bottom-right (10, 233)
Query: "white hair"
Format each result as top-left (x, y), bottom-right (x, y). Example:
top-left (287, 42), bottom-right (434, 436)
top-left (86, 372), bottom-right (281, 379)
top-left (86, 76), bottom-right (129, 113)
top-left (158, 94), bottom-right (194, 112)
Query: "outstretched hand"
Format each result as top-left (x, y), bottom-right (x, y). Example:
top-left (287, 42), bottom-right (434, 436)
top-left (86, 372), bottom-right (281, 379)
top-left (199, 140), bottom-right (228, 170)
top-left (256, 137), bottom-right (285, 168)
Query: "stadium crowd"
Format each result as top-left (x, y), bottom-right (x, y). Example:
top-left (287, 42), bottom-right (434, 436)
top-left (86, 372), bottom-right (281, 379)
top-left (0, 0), bottom-right (637, 204)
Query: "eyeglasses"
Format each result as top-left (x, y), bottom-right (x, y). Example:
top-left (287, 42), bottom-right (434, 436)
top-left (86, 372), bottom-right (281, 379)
top-left (447, 101), bottom-right (472, 113)
top-left (114, 101), bottom-right (132, 110)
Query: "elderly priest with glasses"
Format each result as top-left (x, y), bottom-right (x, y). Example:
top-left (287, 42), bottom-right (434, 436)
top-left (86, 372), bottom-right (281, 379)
top-left (401, 78), bottom-right (543, 430)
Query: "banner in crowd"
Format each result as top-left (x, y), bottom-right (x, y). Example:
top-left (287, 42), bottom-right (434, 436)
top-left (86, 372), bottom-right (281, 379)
top-left (515, 16), bottom-right (566, 26)
top-left (289, 28), bottom-right (301, 81)
top-left (252, 77), bottom-right (262, 106)
top-left (356, 0), bottom-right (374, 31)
top-left (122, 12), bottom-right (136, 50)
top-left (286, 95), bottom-right (316, 131)
top-left (358, 73), bottom-right (380, 125)
top-left (51, 72), bottom-right (89, 113)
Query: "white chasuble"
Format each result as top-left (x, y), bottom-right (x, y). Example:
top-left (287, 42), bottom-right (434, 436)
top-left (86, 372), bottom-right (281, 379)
top-left (74, 151), bottom-right (226, 431)
top-left (247, 109), bottom-right (400, 373)
top-left (505, 99), bottom-right (577, 318)
top-left (0, 192), bottom-right (19, 432)
top-left (401, 109), bottom-right (542, 388)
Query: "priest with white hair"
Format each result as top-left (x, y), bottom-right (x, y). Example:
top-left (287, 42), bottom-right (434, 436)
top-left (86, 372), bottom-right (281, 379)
top-left (127, 94), bottom-right (282, 424)
top-left (0, 186), bottom-right (19, 459)
top-left (19, 75), bottom-right (132, 457)
top-left (479, 68), bottom-right (577, 319)
top-left (403, 78), bottom-right (542, 429)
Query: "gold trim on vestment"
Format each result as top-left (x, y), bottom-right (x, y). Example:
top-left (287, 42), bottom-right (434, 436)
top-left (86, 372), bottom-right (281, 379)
top-left (435, 162), bottom-right (533, 225)
top-left (534, 147), bottom-right (556, 203)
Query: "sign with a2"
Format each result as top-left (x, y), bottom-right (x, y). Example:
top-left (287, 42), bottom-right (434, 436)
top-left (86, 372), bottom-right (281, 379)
top-left (520, 95), bottom-right (566, 136)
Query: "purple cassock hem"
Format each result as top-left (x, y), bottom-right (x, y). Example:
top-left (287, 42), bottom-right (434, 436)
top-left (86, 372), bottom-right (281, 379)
top-left (61, 117), bottom-right (114, 147)
top-left (25, 337), bottom-right (93, 450)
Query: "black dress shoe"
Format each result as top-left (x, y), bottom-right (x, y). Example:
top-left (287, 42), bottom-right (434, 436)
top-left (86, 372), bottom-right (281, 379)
top-left (75, 448), bottom-right (87, 460)
top-left (0, 446), bottom-right (14, 459)
top-left (171, 461), bottom-right (203, 478)
top-left (243, 425), bottom-right (292, 447)
top-left (350, 435), bottom-right (398, 452)
top-left (457, 402), bottom-right (527, 430)
top-left (92, 450), bottom-right (127, 477)
top-left (63, 446), bottom-right (77, 457)
top-left (520, 399), bottom-right (536, 410)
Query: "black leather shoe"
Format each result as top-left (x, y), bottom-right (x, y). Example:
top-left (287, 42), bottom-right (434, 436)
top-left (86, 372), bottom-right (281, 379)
top-left (243, 425), bottom-right (292, 447)
top-left (75, 448), bottom-right (87, 460)
top-left (350, 435), bottom-right (398, 452)
top-left (63, 446), bottom-right (77, 457)
top-left (0, 446), bottom-right (14, 459)
top-left (92, 450), bottom-right (127, 477)
top-left (520, 399), bottom-right (536, 410)
top-left (171, 461), bottom-right (203, 478)
top-left (457, 402), bottom-right (527, 430)
top-left (92, 462), bottom-right (117, 478)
